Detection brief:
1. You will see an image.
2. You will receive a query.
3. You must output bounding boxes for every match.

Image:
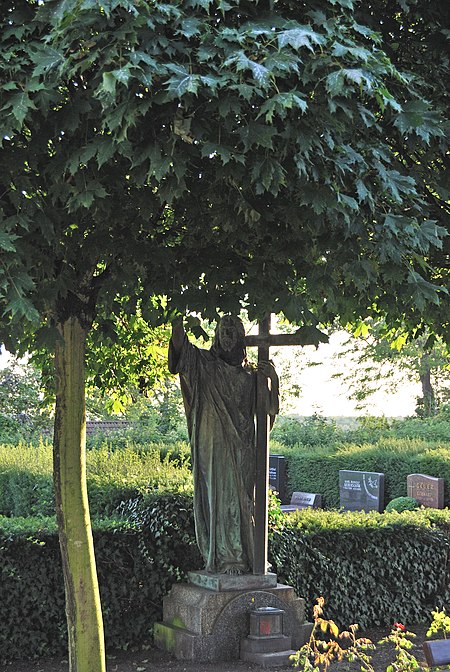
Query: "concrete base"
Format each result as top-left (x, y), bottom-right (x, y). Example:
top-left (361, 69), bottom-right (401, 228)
top-left (154, 574), bottom-right (313, 662)
top-left (241, 634), bottom-right (292, 654)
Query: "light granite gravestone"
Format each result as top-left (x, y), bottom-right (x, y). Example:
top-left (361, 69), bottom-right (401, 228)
top-left (339, 469), bottom-right (385, 512)
top-left (407, 473), bottom-right (444, 508)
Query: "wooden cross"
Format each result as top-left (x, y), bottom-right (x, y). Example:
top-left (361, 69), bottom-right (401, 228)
top-left (245, 315), bottom-right (308, 575)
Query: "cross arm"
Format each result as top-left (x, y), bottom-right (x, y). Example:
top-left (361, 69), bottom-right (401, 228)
top-left (245, 332), bottom-right (307, 348)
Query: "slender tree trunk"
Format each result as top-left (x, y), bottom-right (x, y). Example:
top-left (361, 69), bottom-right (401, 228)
top-left (53, 315), bottom-right (106, 672)
top-left (419, 354), bottom-right (436, 417)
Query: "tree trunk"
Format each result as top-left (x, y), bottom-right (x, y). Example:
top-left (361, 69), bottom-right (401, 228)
top-left (53, 316), bottom-right (106, 672)
top-left (419, 354), bottom-right (436, 417)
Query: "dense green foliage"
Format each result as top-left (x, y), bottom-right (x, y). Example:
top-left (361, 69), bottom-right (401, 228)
top-left (2, 504), bottom-right (450, 661)
top-left (0, 0), bottom-right (448, 350)
top-left (271, 508), bottom-right (450, 628)
top-left (0, 442), bottom-right (192, 517)
top-left (1, 412), bottom-right (450, 515)
top-left (272, 407), bottom-right (450, 447)
top-left (385, 496), bottom-right (419, 513)
top-left (0, 362), bottom-right (52, 441)
top-left (0, 498), bottom-right (201, 662)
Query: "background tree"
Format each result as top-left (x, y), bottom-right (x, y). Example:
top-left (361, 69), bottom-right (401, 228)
top-left (334, 320), bottom-right (450, 416)
top-left (0, 359), bottom-right (51, 439)
top-left (0, 1), bottom-right (448, 671)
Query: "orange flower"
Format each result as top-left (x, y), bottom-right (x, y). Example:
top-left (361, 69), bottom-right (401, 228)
top-left (393, 622), bottom-right (406, 631)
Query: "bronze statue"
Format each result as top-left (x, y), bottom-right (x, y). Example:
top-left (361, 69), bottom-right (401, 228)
top-left (169, 315), bottom-right (279, 575)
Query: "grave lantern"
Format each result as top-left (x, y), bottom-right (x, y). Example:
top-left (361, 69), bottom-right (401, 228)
top-left (249, 607), bottom-right (284, 638)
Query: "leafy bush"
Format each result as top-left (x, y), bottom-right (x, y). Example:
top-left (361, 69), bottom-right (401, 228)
top-left (0, 363), bottom-right (52, 444)
top-left (385, 496), bottom-right (420, 513)
top-left (0, 493), bottom-right (201, 662)
top-left (0, 441), bottom-right (54, 516)
top-left (86, 410), bottom-right (188, 450)
top-left (86, 444), bottom-right (193, 515)
top-left (271, 414), bottom-right (341, 448)
top-left (270, 409), bottom-right (450, 450)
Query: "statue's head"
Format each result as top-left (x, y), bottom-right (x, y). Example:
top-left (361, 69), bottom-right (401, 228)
top-left (212, 315), bottom-right (246, 366)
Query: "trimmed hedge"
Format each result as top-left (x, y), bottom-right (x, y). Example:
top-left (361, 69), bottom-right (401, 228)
top-left (2, 499), bottom-right (450, 661)
top-left (0, 493), bottom-right (201, 662)
top-left (270, 508), bottom-right (450, 629)
top-left (285, 438), bottom-right (450, 508)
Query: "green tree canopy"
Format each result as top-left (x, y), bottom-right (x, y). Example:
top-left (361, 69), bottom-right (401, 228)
top-left (0, 1), bottom-right (449, 670)
top-left (0, 0), bottom-right (448, 345)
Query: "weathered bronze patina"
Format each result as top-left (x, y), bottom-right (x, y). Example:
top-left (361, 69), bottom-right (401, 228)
top-left (169, 316), bottom-right (279, 575)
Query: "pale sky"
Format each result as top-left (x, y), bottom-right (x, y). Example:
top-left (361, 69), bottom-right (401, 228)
top-left (270, 331), bottom-right (420, 418)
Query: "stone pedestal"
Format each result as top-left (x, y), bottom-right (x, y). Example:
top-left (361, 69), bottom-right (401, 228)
top-left (154, 572), bottom-right (312, 662)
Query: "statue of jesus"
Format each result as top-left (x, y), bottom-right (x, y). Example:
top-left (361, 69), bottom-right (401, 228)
top-left (169, 315), bottom-right (279, 575)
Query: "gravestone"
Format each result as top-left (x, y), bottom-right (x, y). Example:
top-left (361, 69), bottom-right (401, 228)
top-left (339, 470), bottom-right (385, 512)
top-left (269, 455), bottom-right (287, 503)
top-left (423, 640), bottom-right (450, 667)
top-left (281, 492), bottom-right (322, 512)
top-left (407, 473), bottom-right (444, 509)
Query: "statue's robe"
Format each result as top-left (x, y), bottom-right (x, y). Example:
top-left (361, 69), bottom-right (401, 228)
top-left (169, 336), bottom-right (257, 573)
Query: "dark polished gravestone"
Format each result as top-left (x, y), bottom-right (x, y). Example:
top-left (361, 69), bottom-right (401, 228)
top-left (269, 454), bottom-right (288, 503)
top-left (407, 473), bottom-right (445, 509)
top-left (423, 639), bottom-right (450, 667)
top-left (339, 470), bottom-right (385, 512)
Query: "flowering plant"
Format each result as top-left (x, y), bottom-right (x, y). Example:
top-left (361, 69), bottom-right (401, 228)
top-left (379, 622), bottom-right (420, 671)
top-left (426, 607), bottom-right (450, 639)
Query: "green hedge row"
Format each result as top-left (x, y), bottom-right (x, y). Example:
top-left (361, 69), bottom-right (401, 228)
top-left (2, 437), bottom-right (450, 516)
top-left (2, 496), bottom-right (450, 661)
top-left (0, 494), bottom-right (201, 662)
top-left (0, 442), bottom-right (193, 517)
top-left (271, 409), bottom-right (450, 448)
top-left (270, 507), bottom-right (450, 629)
top-left (284, 438), bottom-right (450, 508)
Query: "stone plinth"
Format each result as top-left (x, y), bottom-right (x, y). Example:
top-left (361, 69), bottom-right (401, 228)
top-left (188, 570), bottom-right (278, 591)
top-left (154, 574), bottom-right (312, 662)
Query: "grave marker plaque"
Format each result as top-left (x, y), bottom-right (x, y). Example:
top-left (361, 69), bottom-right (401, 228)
top-left (407, 473), bottom-right (444, 509)
top-left (280, 492), bottom-right (322, 512)
top-left (269, 454), bottom-right (287, 503)
top-left (339, 470), bottom-right (385, 512)
top-left (423, 640), bottom-right (450, 667)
